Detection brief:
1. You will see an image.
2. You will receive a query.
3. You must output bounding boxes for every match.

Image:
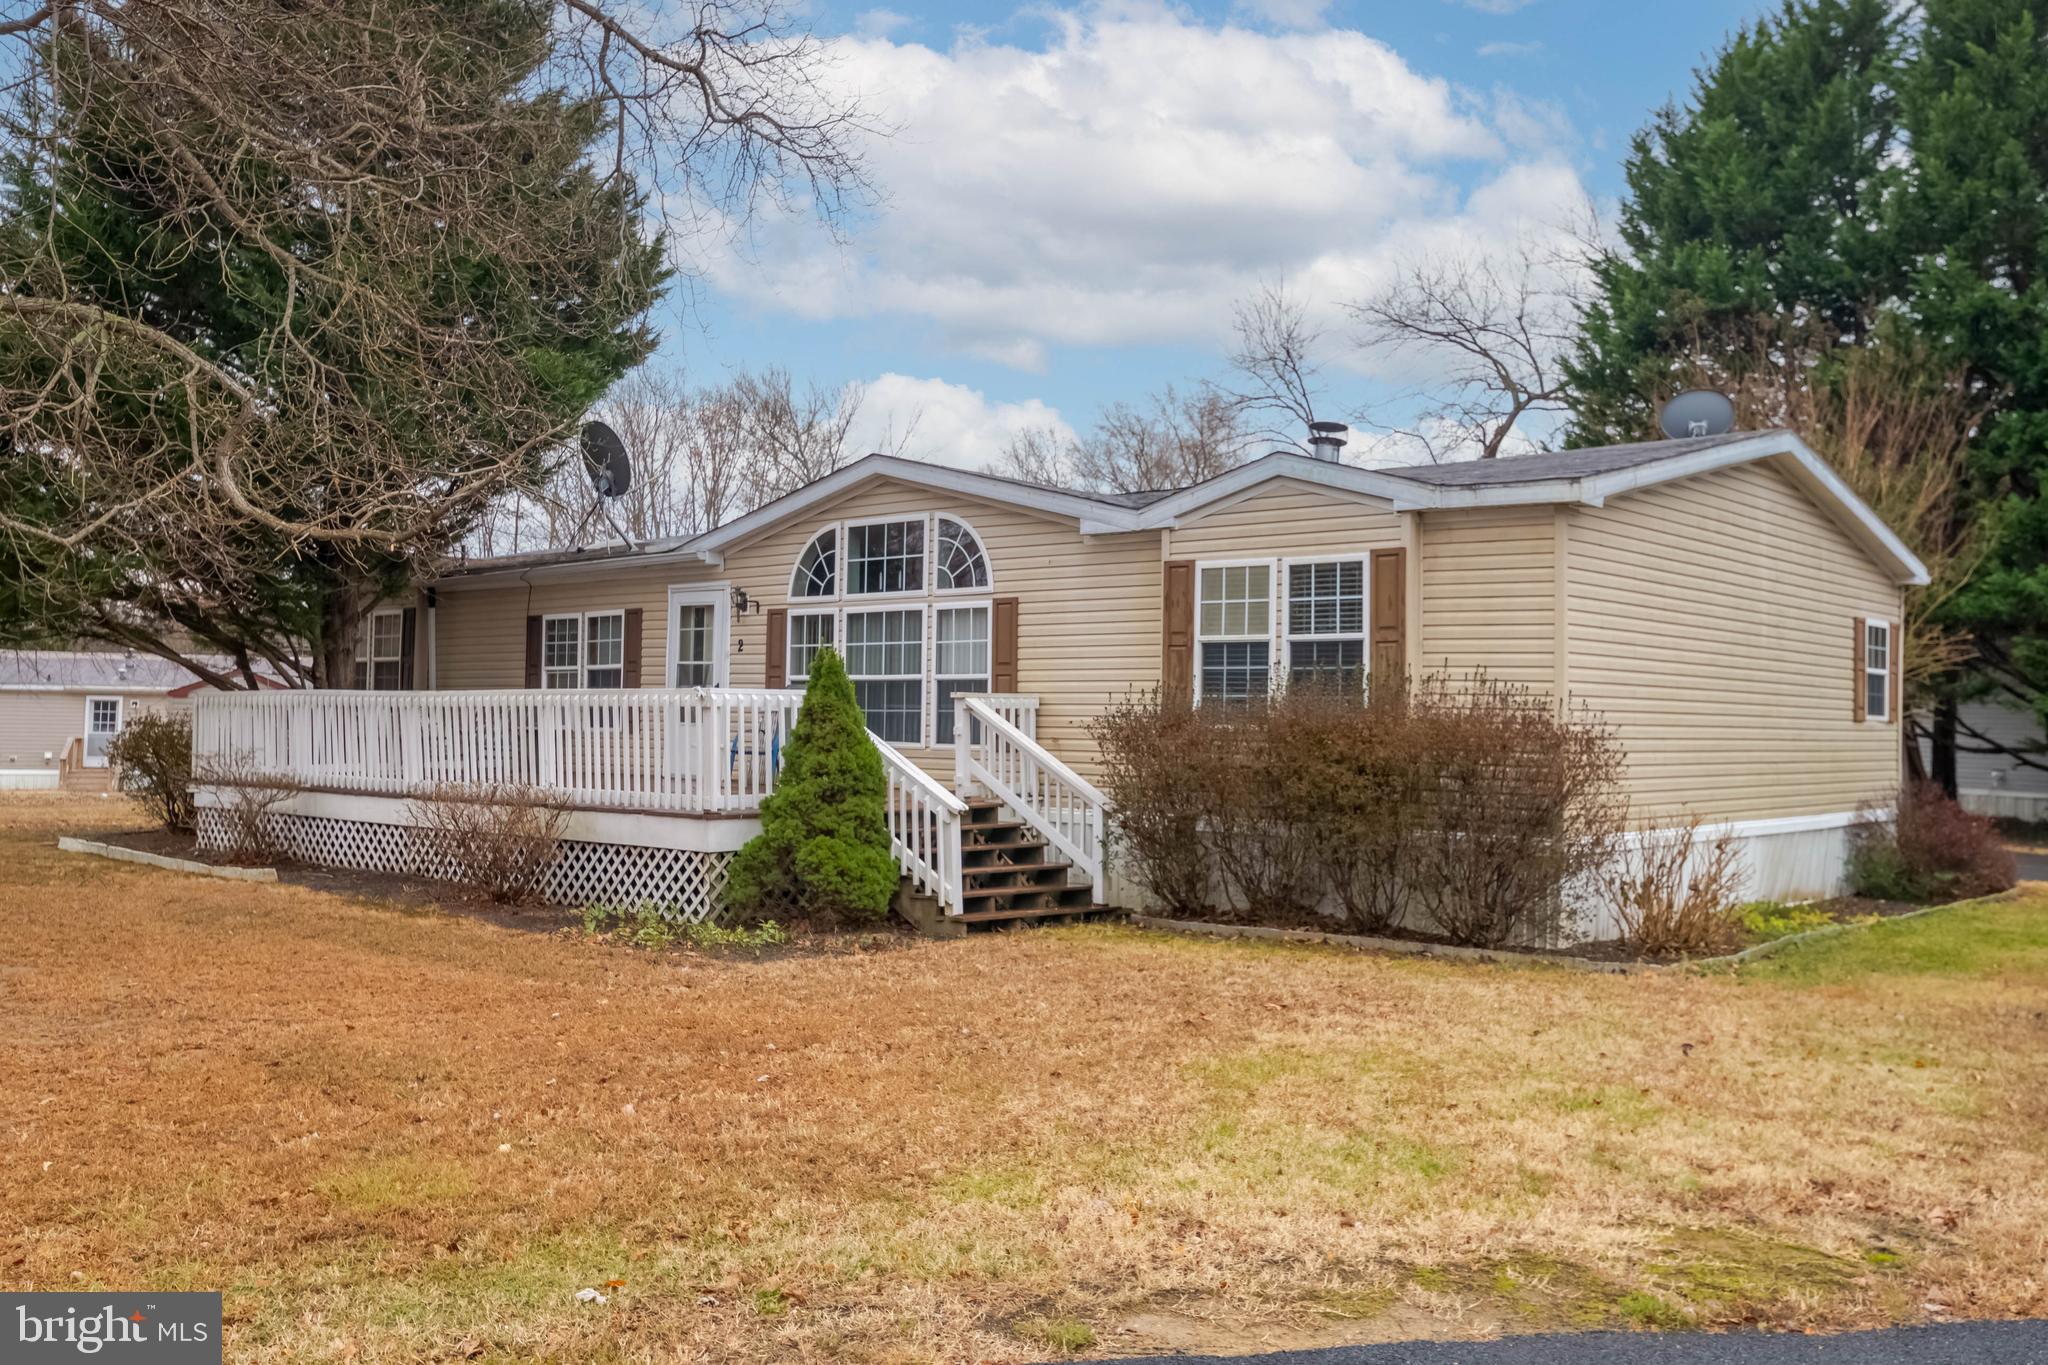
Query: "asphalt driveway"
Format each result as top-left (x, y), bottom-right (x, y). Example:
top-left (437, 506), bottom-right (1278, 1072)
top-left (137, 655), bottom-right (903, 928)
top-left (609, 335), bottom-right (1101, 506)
top-left (1083, 1321), bottom-right (2048, 1364)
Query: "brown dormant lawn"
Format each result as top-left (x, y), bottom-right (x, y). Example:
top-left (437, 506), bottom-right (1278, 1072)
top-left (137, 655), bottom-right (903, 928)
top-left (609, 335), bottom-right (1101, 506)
top-left (4, 794), bottom-right (2046, 1362)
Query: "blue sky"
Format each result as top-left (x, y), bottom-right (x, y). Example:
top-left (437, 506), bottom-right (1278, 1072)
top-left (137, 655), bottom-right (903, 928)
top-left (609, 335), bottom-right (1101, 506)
top-left (651, 0), bottom-right (1770, 468)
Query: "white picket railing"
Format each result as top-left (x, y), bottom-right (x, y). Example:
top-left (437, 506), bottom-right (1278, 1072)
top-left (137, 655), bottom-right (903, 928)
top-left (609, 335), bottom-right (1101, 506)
top-left (192, 688), bottom-right (803, 814)
top-left (875, 741), bottom-right (967, 915)
top-left (954, 694), bottom-right (1106, 901)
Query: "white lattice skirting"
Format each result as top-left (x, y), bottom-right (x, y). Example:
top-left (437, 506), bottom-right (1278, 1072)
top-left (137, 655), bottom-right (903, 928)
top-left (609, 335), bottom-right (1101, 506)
top-left (193, 787), bottom-right (754, 922)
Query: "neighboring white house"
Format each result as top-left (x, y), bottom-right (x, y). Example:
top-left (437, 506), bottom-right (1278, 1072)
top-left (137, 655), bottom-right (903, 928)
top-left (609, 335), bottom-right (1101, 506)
top-left (1941, 700), bottom-right (2048, 822)
top-left (0, 651), bottom-right (276, 791)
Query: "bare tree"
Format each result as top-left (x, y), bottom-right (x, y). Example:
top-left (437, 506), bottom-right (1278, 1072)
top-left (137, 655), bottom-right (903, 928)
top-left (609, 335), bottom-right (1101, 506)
top-left (992, 383), bottom-right (1253, 494)
top-left (1225, 282), bottom-right (1326, 450)
top-left (1348, 234), bottom-right (1583, 461)
top-left (726, 366), bottom-right (873, 502)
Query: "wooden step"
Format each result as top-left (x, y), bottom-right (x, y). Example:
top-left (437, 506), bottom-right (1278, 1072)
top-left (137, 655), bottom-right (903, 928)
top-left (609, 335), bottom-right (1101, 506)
top-left (962, 860), bottom-right (1074, 888)
top-left (959, 883), bottom-right (1095, 909)
top-left (955, 901), bottom-right (1104, 926)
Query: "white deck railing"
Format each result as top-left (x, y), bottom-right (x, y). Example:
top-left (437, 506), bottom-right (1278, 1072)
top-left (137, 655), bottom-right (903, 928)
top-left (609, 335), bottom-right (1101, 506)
top-left (954, 694), bottom-right (1106, 901)
top-left (193, 688), bottom-right (803, 814)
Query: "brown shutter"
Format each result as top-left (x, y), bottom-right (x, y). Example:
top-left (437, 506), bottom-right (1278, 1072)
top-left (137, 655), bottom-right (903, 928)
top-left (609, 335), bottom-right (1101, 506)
top-left (623, 608), bottom-right (644, 687)
top-left (1162, 559), bottom-right (1195, 704)
top-left (1889, 622), bottom-right (1901, 725)
top-left (764, 608), bottom-right (788, 689)
top-left (1851, 617), bottom-right (1867, 722)
top-left (397, 607), bottom-right (418, 690)
top-left (1369, 548), bottom-right (1407, 694)
top-left (524, 615), bottom-right (543, 689)
top-left (992, 596), bottom-right (1020, 693)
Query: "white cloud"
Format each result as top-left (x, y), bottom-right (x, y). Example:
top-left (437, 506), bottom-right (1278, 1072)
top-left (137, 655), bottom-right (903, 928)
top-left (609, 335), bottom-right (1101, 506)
top-left (1452, 0), bottom-right (1538, 13)
top-left (848, 373), bottom-right (1072, 470)
top-left (1476, 39), bottom-right (1544, 59)
top-left (853, 8), bottom-right (911, 38)
top-left (691, 6), bottom-right (1591, 372)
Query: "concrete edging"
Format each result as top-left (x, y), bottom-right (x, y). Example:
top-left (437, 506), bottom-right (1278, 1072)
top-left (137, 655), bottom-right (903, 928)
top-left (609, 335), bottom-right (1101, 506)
top-left (1127, 915), bottom-right (1654, 974)
top-left (57, 835), bottom-right (277, 883)
top-left (1133, 894), bottom-right (1996, 974)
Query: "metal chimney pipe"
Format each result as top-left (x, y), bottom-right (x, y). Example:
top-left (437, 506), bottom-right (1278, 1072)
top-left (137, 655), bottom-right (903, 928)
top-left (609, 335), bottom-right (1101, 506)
top-left (1307, 420), bottom-right (1348, 462)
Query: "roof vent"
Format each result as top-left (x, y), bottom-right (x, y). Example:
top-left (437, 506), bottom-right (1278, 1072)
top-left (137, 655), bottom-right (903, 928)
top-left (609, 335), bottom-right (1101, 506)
top-left (1307, 420), bottom-right (1348, 462)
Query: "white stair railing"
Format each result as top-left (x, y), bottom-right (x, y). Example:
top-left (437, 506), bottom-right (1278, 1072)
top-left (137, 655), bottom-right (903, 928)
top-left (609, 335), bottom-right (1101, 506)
top-left (872, 737), bottom-right (967, 915)
top-left (954, 695), bottom-right (1106, 901)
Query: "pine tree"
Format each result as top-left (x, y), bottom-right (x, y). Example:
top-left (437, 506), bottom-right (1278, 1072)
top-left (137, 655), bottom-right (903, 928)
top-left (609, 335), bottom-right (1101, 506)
top-left (726, 648), bottom-right (900, 924)
top-left (1899, 0), bottom-right (2048, 751)
top-left (1566, 0), bottom-right (1906, 444)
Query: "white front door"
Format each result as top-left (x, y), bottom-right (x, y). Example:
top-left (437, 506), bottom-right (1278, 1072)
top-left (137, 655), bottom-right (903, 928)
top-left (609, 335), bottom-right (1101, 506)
top-left (668, 587), bottom-right (730, 688)
top-left (83, 696), bottom-right (123, 767)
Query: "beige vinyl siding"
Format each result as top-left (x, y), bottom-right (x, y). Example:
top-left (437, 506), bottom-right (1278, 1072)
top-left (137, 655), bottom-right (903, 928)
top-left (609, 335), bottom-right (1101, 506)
top-left (720, 477), bottom-right (1161, 780)
top-left (1416, 505), bottom-right (1558, 691)
top-left (1564, 459), bottom-right (1902, 820)
top-left (0, 692), bottom-right (188, 768)
top-left (433, 561), bottom-right (717, 691)
top-left (1167, 478), bottom-right (1404, 559)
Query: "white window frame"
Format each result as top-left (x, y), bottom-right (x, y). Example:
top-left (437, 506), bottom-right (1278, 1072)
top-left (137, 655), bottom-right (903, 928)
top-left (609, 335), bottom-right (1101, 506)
top-left (843, 516), bottom-right (931, 599)
top-left (932, 515), bottom-right (994, 597)
top-left (540, 609), bottom-right (626, 689)
top-left (774, 513), bottom-right (997, 747)
top-left (1280, 555), bottom-right (1371, 698)
top-left (1192, 557), bottom-right (1278, 706)
top-left (933, 599), bottom-right (994, 746)
top-left (841, 603), bottom-right (930, 747)
top-left (785, 606), bottom-right (837, 687)
top-left (1864, 617), bottom-right (1892, 722)
top-left (666, 585), bottom-right (730, 688)
top-left (355, 608), bottom-right (405, 692)
top-left (82, 695), bottom-right (123, 768)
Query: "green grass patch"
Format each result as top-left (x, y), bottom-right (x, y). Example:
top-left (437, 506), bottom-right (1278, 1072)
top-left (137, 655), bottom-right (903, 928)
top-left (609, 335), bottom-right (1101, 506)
top-left (1738, 902), bottom-right (1840, 941)
top-left (1014, 1314), bottom-right (1096, 1353)
top-left (1618, 1290), bottom-right (1691, 1328)
top-left (1740, 896), bottom-right (2048, 984)
top-left (316, 1156), bottom-right (476, 1214)
top-left (1648, 1228), bottom-right (1859, 1316)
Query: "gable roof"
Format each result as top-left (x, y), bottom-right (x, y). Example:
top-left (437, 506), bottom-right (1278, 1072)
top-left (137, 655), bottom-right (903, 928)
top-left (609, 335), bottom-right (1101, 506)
top-left (0, 650), bottom-right (281, 693)
top-left (434, 429), bottom-right (1930, 588)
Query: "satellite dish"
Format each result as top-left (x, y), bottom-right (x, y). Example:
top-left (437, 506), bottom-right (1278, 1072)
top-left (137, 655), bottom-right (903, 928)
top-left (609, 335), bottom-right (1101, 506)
top-left (580, 421), bottom-right (633, 499)
top-left (1658, 389), bottom-right (1738, 440)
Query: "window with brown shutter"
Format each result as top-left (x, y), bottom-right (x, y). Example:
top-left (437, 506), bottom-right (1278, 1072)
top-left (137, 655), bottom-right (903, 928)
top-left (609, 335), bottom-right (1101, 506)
top-left (1369, 548), bottom-right (1406, 694)
top-left (397, 607), bottom-right (418, 690)
top-left (764, 608), bottom-right (788, 689)
top-left (524, 615), bottom-right (543, 689)
top-left (1162, 559), bottom-right (1195, 704)
top-left (622, 608), bottom-right (644, 687)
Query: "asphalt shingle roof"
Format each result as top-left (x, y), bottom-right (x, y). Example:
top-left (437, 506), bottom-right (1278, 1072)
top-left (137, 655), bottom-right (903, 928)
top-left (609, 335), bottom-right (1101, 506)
top-left (1374, 431), bottom-right (1768, 488)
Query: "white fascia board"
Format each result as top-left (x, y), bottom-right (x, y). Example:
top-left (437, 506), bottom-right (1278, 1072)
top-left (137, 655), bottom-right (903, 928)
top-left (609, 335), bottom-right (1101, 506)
top-left (689, 454), bottom-right (1145, 556)
top-left (1135, 454), bottom-right (1422, 527)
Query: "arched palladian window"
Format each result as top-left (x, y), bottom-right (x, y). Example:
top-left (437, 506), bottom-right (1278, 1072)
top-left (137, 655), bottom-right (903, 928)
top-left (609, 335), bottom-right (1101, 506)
top-left (791, 528), bottom-right (835, 598)
top-left (935, 517), bottom-right (989, 591)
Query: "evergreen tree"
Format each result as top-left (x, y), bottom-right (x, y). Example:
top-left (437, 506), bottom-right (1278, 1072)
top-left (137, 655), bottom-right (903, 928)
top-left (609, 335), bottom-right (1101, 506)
top-left (726, 649), bottom-right (900, 924)
top-left (1566, 0), bottom-right (1906, 444)
top-left (1898, 0), bottom-right (2048, 754)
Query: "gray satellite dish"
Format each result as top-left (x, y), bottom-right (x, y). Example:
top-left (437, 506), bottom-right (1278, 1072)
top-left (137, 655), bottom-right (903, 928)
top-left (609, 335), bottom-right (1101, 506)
top-left (1658, 389), bottom-right (1738, 440)
top-left (580, 420), bottom-right (634, 499)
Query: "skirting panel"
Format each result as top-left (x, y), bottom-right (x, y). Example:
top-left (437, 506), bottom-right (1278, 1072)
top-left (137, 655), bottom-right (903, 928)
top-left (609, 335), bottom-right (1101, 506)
top-left (194, 807), bottom-right (736, 922)
top-left (1958, 788), bottom-right (2048, 822)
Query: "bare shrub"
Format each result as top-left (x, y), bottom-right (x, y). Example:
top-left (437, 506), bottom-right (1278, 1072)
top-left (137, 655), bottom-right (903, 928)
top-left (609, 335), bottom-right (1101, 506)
top-left (106, 710), bottom-right (194, 833)
top-left (1089, 672), bottom-right (1627, 941)
top-left (1848, 780), bottom-right (2016, 903)
top-left (195, 754), bottom-right (294, 864)
top-left (1600, 816), bottom-right (1748, 955)
top-left (1399, 674), bottom-right (1628, 948)
top-left (1090, 692), bottom-right (1217, 916)
top-left (409, 783), bottom-right (570, 904)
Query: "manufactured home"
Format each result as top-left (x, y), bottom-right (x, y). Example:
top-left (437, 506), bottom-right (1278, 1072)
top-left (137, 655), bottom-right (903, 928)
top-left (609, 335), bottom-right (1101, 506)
top-left (2, 651), bottom-right (276, 792)
top-left (192, 429), bottom-right (1927, 931)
